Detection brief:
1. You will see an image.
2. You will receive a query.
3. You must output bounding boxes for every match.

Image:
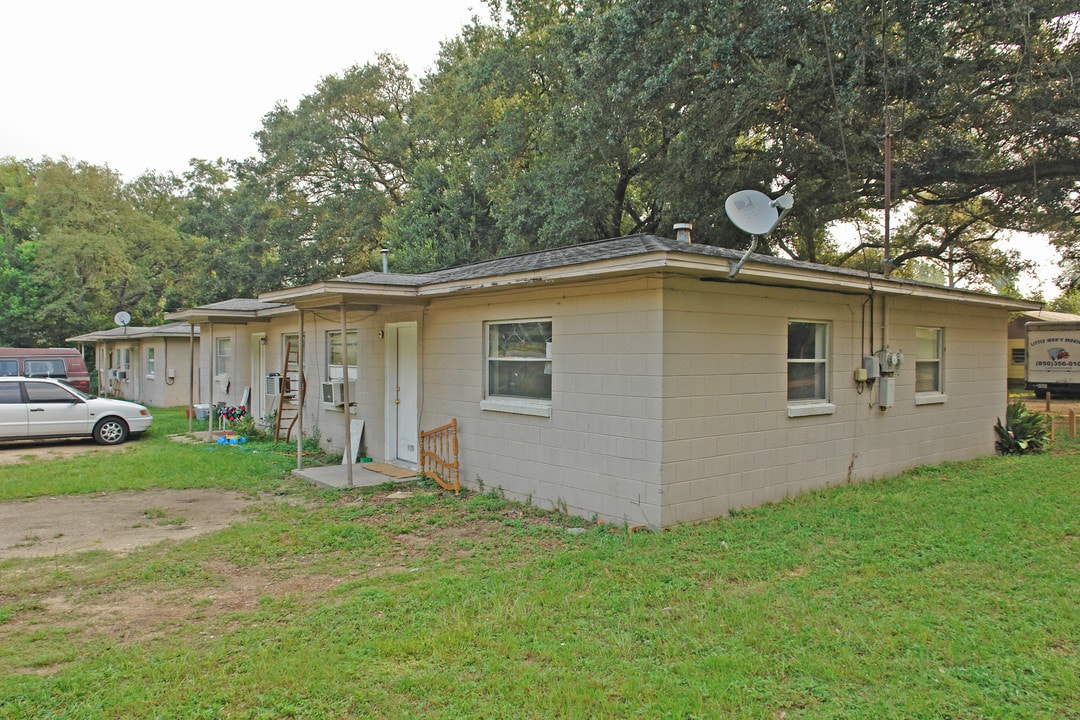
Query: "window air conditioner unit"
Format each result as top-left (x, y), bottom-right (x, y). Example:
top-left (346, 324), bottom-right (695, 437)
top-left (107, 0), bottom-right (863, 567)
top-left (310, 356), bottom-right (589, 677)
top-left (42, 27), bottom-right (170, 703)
top-left (322, 380), bottom-right (345, 408)
top-left (266, 374), bottom-right (283, 396)
top-left (109, 369), bottom-right (128, 381)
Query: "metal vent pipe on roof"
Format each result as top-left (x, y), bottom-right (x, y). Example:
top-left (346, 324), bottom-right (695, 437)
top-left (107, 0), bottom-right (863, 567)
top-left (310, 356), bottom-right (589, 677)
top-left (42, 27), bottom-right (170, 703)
top-left (674, 222), bottom-right (693, 243)
top-left (381, 248), bottom-right (389, 273)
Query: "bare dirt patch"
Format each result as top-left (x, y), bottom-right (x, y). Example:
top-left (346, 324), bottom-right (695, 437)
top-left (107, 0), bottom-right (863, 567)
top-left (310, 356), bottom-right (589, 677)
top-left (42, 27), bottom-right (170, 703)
top-left (0, 437), bottom-right (130, 466)
top-left (33, 560), bottom-right (347, 645)
top-left (1022, 395), bottom-right (1080, 439)
top-left (0, 488), bottom-right (261, 559)
top-left (1023, 395), bottom-right (1080, 414)
top-left (1, 484), bottom-right (570, 656)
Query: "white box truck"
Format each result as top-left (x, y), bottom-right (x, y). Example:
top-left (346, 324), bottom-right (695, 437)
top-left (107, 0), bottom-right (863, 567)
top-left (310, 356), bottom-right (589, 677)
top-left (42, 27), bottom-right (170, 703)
top-left (1026, 321), bottom-right (1080, 398)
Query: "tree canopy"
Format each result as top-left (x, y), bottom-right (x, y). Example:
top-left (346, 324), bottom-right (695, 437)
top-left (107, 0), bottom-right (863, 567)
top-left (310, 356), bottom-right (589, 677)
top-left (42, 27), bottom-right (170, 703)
top-left (3, 0), bottom-right (1077, 347)
top-left (0, 159), bottom-right (200, 346)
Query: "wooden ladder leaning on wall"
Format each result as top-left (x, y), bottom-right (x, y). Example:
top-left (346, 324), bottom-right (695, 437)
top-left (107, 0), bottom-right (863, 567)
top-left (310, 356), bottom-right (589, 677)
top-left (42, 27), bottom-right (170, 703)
top-left (273, 340), bottom-right (305, 443)
top-left (420, 419), bottom-right (460, 494)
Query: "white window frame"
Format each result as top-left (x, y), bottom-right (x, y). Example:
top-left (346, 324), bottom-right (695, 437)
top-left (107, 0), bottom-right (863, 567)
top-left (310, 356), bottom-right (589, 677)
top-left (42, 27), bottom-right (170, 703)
top-left (481, 318), bottom-right (553, 417)
top-left (279, 333), bottom-right (300, 397)
top-left (915, 326), bottom-right (947, 405)
top-left (112, 348), bottom-right (131, 373)
top-left (326, 330), bottom-right (358, 382)
top-left (282, 333), bottom-right (299, 361)
top-left (145, 347), bottom-right (156, 379)
top-left (216, 337), bottom-right (231, 377)
top-left (787, 320), bottom-right (835, 417)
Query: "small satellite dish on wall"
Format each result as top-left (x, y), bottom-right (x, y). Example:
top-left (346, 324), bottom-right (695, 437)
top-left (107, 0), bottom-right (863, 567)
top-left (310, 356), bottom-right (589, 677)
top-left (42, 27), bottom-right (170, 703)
top-left (724, 190), bottom-right (794, 278)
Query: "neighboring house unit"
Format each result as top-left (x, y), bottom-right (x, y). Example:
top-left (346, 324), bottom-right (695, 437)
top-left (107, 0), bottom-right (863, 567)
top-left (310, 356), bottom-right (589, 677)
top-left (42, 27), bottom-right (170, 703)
top-left (167, 233), bottom-right (1038, 528)
top-left (163, 299), bottom-right (291, 424)
top-left (1006, 310), bottom-right (1080, 387)
top-left (68, 323), bottom-right (201, 407)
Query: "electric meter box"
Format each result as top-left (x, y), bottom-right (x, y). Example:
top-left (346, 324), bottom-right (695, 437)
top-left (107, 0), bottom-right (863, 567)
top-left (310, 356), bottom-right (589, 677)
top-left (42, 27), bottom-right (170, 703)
top-left (877, 349), bottom-right (904, 374)
top-left (863, 355), bottom-right (881, 380)
top-left (878, 376), bottom-right (896, 408)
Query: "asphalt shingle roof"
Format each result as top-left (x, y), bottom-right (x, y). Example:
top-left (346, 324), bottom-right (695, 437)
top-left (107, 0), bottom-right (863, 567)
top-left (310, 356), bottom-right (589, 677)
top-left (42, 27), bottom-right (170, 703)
top-left (332, 234), bottom-right (886, 288)
top-left (67, 322), bottom-right (199, 342)
top-left (196, 299), bottom-right (286, 312)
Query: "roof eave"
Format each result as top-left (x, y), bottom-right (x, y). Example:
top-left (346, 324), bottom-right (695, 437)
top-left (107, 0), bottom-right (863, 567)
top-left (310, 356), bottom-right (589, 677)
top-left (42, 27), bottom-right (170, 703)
top-left (416, 252), bottom-right (1041, 311)
top-left (720, 262), bottom-right (1041, 310)
top-left (222, 245), bottom-right (1043, 314)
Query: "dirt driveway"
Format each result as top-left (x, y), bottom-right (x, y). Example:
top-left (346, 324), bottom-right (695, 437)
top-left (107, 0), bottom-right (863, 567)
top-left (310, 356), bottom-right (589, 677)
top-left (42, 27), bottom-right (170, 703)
top-left (0, 437), bottom-right (130, 466)
top-left (0, 489), bottom-right (262, 559)
top-left (0, 437), bottom-right (267, 559)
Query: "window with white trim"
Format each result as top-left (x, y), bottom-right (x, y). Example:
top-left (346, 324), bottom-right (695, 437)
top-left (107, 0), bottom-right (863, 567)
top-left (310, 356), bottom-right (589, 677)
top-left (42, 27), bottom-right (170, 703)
top-left (915, 327), bottom-right (943, 394)
top-left (787, 321), bottom-right (829, 402)
top-left (216, 338), bottom-right (231, 376)
top-left (282, 333), bottom-right (299, 359)
top-left (111, 348), bottom-right (132, 374)
top-left (327, 330), bottom-right (358, 381)
top-left (485, 319), bottom-right (552, 402)
top-left (146, 347), bottom-right (156, 378)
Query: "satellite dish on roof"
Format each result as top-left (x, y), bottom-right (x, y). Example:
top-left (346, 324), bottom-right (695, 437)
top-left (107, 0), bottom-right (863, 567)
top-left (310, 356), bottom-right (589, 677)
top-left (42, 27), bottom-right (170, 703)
top-left (723, 190), bottom-right (794, 278)
top-left (114, 311), bottom-right (131, 335)
top-left (725, 190), bottom-right (793, 236)
top-left (726, 190), bottom-right (775, 235)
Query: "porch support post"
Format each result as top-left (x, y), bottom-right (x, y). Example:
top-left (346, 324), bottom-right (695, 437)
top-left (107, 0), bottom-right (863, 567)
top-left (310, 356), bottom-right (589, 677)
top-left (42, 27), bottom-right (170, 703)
top-left (341, 302), bottom-right (354, 487)
top-left (296, 309), bottom-right (305, 471)
top-left (187, 323), bottom-right (195, 434)
top-left (104, 341), bottom-right (112, 396)
top-left (207, 320), bottom-right (215, 441)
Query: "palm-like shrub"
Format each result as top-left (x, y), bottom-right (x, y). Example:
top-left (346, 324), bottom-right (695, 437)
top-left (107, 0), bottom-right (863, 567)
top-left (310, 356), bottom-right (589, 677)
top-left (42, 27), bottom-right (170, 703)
top-left (994, 401), bottom-right (1051, 455)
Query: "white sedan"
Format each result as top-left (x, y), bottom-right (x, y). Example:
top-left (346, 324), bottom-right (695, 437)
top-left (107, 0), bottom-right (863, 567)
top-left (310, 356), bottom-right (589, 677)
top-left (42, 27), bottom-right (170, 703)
top-left (0, 377), bottom-right (153, 445)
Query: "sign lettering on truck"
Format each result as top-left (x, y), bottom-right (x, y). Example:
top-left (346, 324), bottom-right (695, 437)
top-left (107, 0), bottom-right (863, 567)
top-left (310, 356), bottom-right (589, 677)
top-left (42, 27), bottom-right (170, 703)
top-left (1026, 322), bottom-right (1080, 397)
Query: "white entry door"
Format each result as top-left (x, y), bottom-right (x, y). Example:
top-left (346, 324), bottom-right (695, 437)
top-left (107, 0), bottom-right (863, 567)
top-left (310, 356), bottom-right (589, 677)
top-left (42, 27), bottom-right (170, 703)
top-left (387, 323), bottom-right (418, 464)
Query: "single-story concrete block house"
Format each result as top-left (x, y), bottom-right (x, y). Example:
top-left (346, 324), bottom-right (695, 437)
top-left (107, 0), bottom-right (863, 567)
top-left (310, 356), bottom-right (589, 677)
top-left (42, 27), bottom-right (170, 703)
top-left (67, 322), bottom-right (201, 407)
top-left (167, 233), bottom-right (1039, 528)
top-left (157, 299), bottom-right (291, 423)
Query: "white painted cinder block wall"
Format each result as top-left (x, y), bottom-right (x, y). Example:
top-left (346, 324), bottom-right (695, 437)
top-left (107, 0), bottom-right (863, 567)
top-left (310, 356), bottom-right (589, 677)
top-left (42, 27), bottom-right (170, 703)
top-left (262, 308), bottom-right (413, 458)
top-left (659, 277), bottom-right (1009, 526)
top-left (420, 279), bottom-right (666, 528)
top-left (248, 273), bottom-right (1008, 530)
top-left (138, 337), bottom-right (200, 408)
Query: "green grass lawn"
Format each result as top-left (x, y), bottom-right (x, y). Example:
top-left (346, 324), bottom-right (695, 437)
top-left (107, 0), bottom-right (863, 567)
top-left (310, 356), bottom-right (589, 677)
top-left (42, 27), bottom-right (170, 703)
top-left (1, 408), bottom-right (1078, 719)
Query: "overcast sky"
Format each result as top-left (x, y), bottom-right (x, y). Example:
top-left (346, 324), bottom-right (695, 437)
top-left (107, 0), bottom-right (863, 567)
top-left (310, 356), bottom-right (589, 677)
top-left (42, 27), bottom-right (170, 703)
top-left (1, 0), bottom-right (1060, 299)
top-left (2, 0), bottom-right (482, 180)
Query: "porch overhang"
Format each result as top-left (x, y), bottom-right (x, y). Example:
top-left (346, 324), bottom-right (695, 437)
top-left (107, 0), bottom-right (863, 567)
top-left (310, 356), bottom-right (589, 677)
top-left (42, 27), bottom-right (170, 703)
top-left (289, 296), bottom-right (380, 313)
top-left (165, 304), bottom-right (292, 325)
top-left (260, 282), bottom-right (426, 309)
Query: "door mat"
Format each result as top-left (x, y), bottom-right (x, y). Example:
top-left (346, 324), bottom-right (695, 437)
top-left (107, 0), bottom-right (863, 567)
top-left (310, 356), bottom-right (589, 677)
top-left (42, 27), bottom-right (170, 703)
top-left (365, 463), bottom-right (417, 480)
